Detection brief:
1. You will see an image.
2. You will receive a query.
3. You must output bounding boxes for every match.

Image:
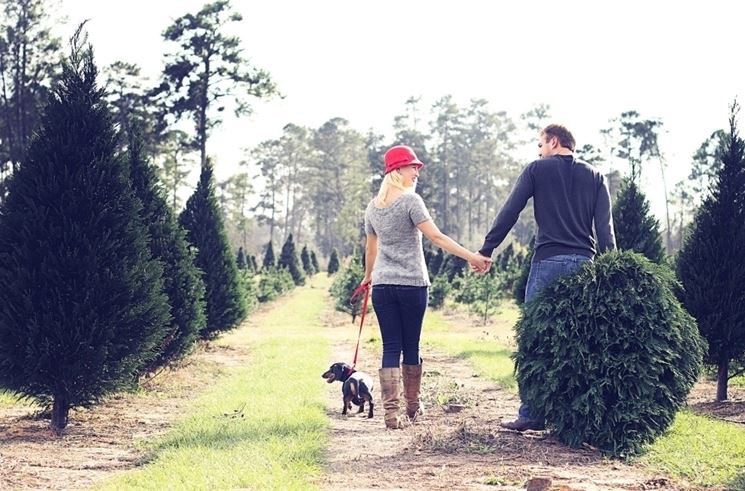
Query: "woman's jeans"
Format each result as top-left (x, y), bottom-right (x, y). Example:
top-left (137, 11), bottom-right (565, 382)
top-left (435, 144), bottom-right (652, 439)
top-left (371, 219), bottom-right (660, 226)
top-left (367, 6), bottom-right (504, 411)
top-left (519, 254), bottom-right (591, 420)
top-left (372, 284), bottom-right (428, 368)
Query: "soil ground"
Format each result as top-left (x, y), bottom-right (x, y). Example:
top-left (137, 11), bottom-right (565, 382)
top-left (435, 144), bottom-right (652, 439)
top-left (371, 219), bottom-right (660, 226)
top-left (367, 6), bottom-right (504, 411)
top-left (0, 291), bottom-right (742, 490)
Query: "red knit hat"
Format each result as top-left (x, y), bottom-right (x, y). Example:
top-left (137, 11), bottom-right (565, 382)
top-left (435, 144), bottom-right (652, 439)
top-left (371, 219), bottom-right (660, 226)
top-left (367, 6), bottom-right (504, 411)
top-left (384, 145), bottom-right (424, 174)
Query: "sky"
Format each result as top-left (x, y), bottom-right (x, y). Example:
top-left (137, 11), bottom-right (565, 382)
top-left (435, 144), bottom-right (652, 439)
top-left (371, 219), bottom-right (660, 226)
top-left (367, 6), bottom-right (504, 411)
top-left (60, 0), bottom-right (745, 219)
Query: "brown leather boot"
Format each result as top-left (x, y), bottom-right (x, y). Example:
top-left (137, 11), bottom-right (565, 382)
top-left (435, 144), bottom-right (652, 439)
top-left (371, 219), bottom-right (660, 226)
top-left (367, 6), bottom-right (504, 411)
top-left (378, 367), bottom-right (403, 429)
top-left (402, 362), bottom-right (424, 421)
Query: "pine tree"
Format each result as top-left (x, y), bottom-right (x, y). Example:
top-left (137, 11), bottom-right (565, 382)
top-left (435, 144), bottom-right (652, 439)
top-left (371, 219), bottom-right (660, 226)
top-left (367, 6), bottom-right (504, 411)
top-left (327, 248), bottom-right (340, 275)
top-left (278, 234), bottom-right (305, 285)
top-left (179, 162), bottom-right (247, 336)
top-left (236, 246), bottom-right (247, 270)
top-left (0, 30), bottom-right (170, 432)
top-left (300, 245), bottom-right (314, 275)
top-left (249, 255), bottom-right (258, 273)
top-left (127, 130), bottom-right (206, 368)
top-left (677, 103), bottom-right (745, 401)
top-left (429, 249), bottom-right (445, 277)
top-left (262, 241), bottom-right (276, 270)
top-left (310, 250), bottom-right (320, 273)
top-left (612, 177), bottom-right (665, 263)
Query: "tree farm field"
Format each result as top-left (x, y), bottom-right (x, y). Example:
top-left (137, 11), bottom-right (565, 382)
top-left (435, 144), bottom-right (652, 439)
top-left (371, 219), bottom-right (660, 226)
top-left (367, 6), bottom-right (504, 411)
top-left (1, 275), bottom-right (744, 490)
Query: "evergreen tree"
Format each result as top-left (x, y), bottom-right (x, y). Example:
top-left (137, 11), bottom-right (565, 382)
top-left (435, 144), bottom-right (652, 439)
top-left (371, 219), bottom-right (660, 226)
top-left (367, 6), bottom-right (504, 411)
top-left (249, 254), bottom-right (258, 273)
top-left (300, 245), bottom-right (314, 275)
top-left (179, 161), bottom-right (247, 336)
top-left (310, 250), bottom-right (320, 273)
top-left (677, 103), bottom-right (745, 401)
top-left (278, 233), bottom-right (305, 285)
top-left (428, 248), bottom-right (445, 277)
top-left (262, 241), bottom-right (276, 270)
top-left (127, 130), bottom-right (206, 368)
top-left (327, 248), bottom-right (340, 274)
top-left (0, 31), bottom-right (170, 432)
top-left (236, 246), bottom-right (247, 270)
top-left (612, 177), bottom-right (665, 263)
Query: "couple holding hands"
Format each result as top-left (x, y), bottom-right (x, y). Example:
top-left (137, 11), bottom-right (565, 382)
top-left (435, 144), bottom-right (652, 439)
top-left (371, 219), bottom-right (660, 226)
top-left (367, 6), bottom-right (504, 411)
top-left (361, 124), bottom-right (616, 431)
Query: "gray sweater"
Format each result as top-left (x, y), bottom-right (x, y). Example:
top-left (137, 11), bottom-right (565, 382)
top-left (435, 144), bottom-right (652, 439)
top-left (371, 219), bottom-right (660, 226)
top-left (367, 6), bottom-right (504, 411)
top-left (479, 155), bottom-right (616, 262)
top-left (364, 193), bottom-right (431, 287)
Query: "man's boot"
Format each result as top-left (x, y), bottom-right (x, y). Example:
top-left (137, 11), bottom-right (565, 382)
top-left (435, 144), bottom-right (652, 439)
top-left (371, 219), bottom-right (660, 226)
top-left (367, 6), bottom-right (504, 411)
top-left (378, 367), bottom-right (403, 429)
top-left (402, 362), bottom-right (424, 421)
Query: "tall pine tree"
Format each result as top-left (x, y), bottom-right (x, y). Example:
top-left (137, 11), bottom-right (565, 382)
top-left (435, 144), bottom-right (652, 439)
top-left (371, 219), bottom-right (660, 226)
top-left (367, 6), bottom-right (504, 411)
top-left (127, 130), bottom-right (206, 367)
top-left (0, 29), bottom-right (170, 431)
top-left (677, 103), bottom-right (745, 401)
top-left (262, 241), bottom-right (276, 270)
top-left (236, 246), bottom-right (248, 270)
top-left (279, 234), bottom-right (305, 285)
top-left (300, 245), bottom-right (314, 275)
top-left (327, 248), bottom-right (340, 275)
top-left (612, 176), bottom-right (665, 263)
top-left (179, 161), bottom-right (247, 337)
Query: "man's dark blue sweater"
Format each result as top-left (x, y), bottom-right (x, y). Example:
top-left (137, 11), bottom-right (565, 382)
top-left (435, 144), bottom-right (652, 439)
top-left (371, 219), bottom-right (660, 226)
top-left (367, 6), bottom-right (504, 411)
top-left (479, 155), bottom-right (616, 262)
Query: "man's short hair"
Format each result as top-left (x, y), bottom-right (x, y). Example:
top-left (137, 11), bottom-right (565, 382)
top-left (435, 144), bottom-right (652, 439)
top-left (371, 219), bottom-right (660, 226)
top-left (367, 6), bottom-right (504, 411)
top-left (542, 124), bottom-right (576, 151)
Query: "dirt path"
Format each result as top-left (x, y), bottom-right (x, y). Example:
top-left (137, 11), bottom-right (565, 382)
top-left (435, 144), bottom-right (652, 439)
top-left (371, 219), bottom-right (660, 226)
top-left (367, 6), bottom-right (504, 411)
top-left (0, 287), bottom-right (740, 490)
top-left (316, 306), bottom-right (701, 491)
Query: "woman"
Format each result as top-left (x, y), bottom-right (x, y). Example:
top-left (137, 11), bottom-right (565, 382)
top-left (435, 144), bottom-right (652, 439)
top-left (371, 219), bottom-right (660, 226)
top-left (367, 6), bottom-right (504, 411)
top-left (362, 145), bottom-right (491, 429)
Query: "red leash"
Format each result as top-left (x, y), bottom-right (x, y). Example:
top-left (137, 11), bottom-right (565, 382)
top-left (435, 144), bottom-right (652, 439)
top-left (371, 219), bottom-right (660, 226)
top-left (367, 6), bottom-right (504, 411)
top-left (349, 283), bottom-right (370, 368)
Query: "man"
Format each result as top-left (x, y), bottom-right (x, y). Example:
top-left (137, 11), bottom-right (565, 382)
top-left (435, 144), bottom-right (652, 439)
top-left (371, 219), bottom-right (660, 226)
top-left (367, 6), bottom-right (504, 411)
top-left (476, 124), bottom-right (616, 431)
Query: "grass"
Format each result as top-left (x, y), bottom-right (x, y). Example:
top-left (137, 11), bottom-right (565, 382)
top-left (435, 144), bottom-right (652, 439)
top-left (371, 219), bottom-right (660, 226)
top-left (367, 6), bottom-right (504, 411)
top-left (640, 411), bottom-right (745, 490)
top-left (96, 277), bottom-right (331, 491)
top-left (423, 302), bottom-right (519, 390)
top-left (0, 389), bottom-right (20, 408)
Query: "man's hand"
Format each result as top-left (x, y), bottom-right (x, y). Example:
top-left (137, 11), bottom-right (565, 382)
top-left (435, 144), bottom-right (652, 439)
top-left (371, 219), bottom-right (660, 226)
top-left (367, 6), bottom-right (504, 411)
top-left (468, 252), bottom-right (492, 274)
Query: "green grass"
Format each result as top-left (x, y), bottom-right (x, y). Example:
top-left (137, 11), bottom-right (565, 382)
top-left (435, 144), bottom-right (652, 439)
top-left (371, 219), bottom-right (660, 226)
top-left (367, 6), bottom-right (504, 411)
top-left (0, 390), bottom-right (19, 407)
top-left (730, 373), bottom-right (745, 387)
top-left (96, 280), bottom-right (331, 491)
top-left (423, 305), bottom-right (518, 390)
top-left (640, 411), bottom-right (745, 490)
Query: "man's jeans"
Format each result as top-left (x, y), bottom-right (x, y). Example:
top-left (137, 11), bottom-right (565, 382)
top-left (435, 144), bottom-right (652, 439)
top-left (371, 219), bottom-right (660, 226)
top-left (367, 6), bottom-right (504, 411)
top-left (372, 284), bottom-right (428, 368)
top-left (518, 254), bottom-right (591, 420)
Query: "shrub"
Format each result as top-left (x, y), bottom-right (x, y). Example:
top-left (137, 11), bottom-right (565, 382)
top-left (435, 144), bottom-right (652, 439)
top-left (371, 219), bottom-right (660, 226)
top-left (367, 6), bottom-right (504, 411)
top-left (514, 250), bottom-right (705, 456)
top-left (239, 270), bottom-right (259, 314)
top-left (257, 267), bottom-right (294, 303)
top-left (453, 269), bottom-right (505, 323)
top-left (327, 248), bottom-right (340, 275)
top-left (428, 274), bottom-right (451, 310)
top-left (329, 253), bottom-right (364, 320)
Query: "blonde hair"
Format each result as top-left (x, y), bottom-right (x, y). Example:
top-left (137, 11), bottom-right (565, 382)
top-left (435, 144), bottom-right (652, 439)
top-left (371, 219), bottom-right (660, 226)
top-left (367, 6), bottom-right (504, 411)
top-left (375, 170), bottom-right (415, 207)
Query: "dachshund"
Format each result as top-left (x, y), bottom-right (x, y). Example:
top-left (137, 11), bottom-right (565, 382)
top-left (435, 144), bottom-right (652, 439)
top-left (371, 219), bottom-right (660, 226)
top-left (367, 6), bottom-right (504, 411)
top-left (322, 362), bottom-right (374, 418)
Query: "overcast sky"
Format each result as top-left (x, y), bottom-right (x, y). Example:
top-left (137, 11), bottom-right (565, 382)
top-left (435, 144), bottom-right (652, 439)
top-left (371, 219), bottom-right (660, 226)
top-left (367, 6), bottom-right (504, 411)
top-left (61, 0), bottom-right (745, 218)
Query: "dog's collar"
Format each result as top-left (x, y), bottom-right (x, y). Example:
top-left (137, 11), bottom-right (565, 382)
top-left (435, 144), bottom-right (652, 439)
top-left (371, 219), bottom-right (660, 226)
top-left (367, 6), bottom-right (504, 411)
top-left (344, 366), bottom-right (356, 377)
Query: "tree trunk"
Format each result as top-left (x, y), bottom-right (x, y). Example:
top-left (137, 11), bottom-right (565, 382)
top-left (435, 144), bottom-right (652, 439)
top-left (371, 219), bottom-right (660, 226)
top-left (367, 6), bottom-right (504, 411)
top-left (51, 394), bottom-right (69, 433)
top-left (198, 60), bottom-right (210, 169)
top-left (659, 159), bottom-right (673, 253)
top-left (716, 359), bottom-right (729, 402)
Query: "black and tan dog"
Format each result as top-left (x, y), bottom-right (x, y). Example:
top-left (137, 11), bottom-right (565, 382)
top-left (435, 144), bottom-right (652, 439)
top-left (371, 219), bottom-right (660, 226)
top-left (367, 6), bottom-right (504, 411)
top-left (322, 362), bottom-right (374, 418)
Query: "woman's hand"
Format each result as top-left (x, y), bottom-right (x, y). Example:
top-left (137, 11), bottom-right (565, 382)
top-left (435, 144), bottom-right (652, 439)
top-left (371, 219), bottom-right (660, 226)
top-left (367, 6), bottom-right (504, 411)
top-left (468, 252), bottom-right (492, 274)
top-left (361, 275), bottom-right (372, 287)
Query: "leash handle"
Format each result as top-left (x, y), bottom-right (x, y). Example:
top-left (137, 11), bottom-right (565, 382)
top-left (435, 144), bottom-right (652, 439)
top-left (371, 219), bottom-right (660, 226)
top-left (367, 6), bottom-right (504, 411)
top-left (349, 283), bottom-right (370, 368)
